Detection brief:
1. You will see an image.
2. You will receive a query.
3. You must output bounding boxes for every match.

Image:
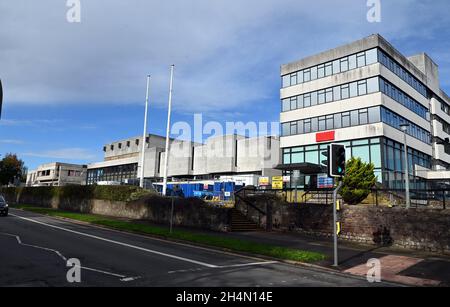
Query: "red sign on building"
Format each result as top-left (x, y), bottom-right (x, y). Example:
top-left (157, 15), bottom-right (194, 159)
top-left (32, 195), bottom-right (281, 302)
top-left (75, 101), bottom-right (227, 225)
top-left (316, 131), bottom-right (335, 142)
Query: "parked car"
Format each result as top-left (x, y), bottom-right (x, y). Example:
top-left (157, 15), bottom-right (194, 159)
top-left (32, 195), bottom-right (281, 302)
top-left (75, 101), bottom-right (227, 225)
top-left (0, 195), bottom-right (8, 216)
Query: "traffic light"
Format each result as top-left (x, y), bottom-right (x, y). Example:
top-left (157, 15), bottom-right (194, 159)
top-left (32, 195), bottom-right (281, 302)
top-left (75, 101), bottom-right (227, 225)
top-left (330, 144), bottom-right (346, 177)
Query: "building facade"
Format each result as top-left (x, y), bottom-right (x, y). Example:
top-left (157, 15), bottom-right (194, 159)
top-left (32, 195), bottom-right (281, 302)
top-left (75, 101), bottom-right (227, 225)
top-left (280, 34), bottom-right (450, 189)
top-left (26, 162), bottom-right (87, 186)
top-left (87, 134), bottom-right (281, 185)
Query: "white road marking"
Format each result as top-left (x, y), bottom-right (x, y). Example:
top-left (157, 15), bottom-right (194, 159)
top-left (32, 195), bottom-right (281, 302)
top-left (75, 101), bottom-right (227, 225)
top-left (167, 261), bottom-right (278, 274)
top-left (10, 213), bottom-right (218, 268)
top-left (0, 232), bottom-right (138, 281)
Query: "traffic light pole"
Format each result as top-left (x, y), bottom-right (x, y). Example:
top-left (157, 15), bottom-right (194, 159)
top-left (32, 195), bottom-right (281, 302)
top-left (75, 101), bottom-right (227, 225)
top-left (333, 180), bottom-right (344, 267)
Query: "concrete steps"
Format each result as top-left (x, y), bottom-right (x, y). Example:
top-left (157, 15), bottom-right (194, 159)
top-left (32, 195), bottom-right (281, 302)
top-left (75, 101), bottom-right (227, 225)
top-left (230, 208), bottom-right (259, 232)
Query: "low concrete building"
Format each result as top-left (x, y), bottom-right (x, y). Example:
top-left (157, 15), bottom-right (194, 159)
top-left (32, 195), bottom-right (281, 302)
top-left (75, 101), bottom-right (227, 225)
top-left (87, 134), bottom-right (281, 185)
top-left (26, 162), bottom-right (87, 186)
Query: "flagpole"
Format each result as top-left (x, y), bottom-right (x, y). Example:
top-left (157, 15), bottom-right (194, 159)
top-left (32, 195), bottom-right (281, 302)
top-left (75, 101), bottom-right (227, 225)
top-left (140, 75), bottom-right (151, 188)
top-left (162, 65), bottom-right (174, 196)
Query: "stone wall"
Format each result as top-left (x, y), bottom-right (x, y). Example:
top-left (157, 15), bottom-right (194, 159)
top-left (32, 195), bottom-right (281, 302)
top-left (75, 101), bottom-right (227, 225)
top-left (237, 197), bottom-right (450, 253)
top-left (2, 187), bottom-right (231, 232)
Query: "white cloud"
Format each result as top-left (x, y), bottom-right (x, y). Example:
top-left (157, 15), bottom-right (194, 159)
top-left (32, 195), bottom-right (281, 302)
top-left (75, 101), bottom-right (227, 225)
top-left (0, 139), bottom-right (24, 145)
top-left (1, 0), bottom-right (449, 114)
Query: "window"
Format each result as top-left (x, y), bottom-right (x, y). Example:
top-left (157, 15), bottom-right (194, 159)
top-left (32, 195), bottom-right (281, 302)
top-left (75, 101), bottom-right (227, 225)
top-left (334, 113), bottom-right (342, 128)
top-left (333, 86), bottom-right (341, 101)
top-left (340, 58), bottom-right (349, 72)
top-left (349, 82), bottom-right (358, 97)
top-left (304, 119), bottom-right (311, 133)
top-left (359, 109), bottom-right (368, 125)
top-left (318, 90), bottom-right (325, 104)
top-left (303, 69), bottom-right (311, 82)
top-left (110, 145), bottom-right (114, 150)
top-left (325, 88), bottom-right (333, 102)
top-left (282, 99), bottom-right (290, 112)
top-left (332, 60), bottom-right (340, 74)
top-left (317, 64), bottom-right (325, 78)
top-left (356, 52), bottom-right (366, 67)
top-left (118, 143), bottom-right (122, 149)
top-left (310, 67), bottom-right (317, 80)
top-left (282, 75), bottom-right (290, 87)
top-left (136, 139), bottom-right (139, 146)
top-left (282, 123), bottom-right (290, 136)
top-left (365, 48), bottom-right (378, 64)
top-left (326, 115), bottom-right (334, 130)
top-left (341, 84), bottom-right (350, 99)
top-left (318, 116), bottom-right (326, 131)
top-left (342, 112), bottom-right (350, 127)
top-left (290, 122), bottom-right (297, 135)
top-left (367, 77), bottom-right (379, 93)
top-left (290, 73), bottom-right (297, 86)
top-left (290, 97), bottom-right (297, 110)
top-left (350, 110), bottom-right (359, 126)
top-left (297, 120), bottom-right (304, 134)
top-left (348, 54), bottom-right (357, 70)
top-left (103, 146), bottom-right (106, 152)
top-left (325, 62), bottom-right (333, 76)
top-left (358, 80), bottom-right (367, 95)
top-left (368, 107), bottom-right (381, 123)
top-left (311, 117), bottom-right (318, 132)
top-left (304, 94), bottom-right (311, 107)
top-left (127, 141), bottom-right (130, 147)
top-left (310, 92), bottom-right (317, 106)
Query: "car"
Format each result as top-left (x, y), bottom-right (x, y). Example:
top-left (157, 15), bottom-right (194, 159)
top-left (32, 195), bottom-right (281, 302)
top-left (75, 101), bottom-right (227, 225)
top-left (0, 195), bottom-right (9, 216)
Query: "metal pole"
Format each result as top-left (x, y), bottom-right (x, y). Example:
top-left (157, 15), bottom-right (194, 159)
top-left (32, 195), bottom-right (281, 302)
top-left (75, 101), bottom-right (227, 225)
top-left (403, 131), bottom-right (411, 209)
top-left (140, 75), bottom-right (151, 188)
top-left (333, 180), bottom-right (344, 267)
top-left (162, 65), bottom-right (175, 196)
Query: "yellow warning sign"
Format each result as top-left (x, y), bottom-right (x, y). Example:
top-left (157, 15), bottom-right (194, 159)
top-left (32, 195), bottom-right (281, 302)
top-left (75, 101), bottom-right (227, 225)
top-left (272, 176), bottom-right (284, 190)
top-left (336, 222), bottom-right (341, 236)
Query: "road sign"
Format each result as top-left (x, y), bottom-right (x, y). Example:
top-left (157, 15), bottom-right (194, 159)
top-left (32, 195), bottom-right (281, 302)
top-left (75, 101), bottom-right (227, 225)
top-left (258, 177), bottom-right (270, 186)
top-left (272, 176), bottom-right (283, 190)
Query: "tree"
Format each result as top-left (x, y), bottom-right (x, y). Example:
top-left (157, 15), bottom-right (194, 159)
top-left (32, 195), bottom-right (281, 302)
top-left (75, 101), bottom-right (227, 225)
top-left (0, 153), bottom-right (26, 186)
top-left (340, 157), bottom-right (376, 205)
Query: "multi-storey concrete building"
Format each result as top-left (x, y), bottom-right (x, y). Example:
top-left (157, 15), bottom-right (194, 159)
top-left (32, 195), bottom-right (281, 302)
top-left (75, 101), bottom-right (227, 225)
top-left (279, 34), bottom-right (450, 189)
top-left (87, 134), bottom-right (280, 185)
top-left (26, 162), bottom-right (87, 186)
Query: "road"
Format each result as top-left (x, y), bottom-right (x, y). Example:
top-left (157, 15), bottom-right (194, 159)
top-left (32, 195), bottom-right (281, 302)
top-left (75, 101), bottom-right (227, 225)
top-left (0, 208), bottom-right (391, 287)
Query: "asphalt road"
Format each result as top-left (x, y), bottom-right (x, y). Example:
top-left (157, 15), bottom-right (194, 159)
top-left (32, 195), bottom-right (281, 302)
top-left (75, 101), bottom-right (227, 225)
top-left (0, 208), bottom-right (392, 287)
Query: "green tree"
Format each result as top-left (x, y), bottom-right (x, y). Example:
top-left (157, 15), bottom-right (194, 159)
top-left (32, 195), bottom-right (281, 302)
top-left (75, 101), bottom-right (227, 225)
top-left (340, 157), bottom-right (376, 205)
top-left (0, 153), bottom-right (26, 186)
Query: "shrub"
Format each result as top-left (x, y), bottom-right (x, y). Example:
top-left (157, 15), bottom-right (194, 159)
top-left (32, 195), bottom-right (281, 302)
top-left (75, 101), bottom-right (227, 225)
top-left (341, 157), bottom-right (376, 205)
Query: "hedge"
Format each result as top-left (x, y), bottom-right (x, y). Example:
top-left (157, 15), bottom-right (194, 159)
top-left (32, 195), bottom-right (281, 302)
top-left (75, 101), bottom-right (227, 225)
top-left (0, 185), bottom-right (153, 203)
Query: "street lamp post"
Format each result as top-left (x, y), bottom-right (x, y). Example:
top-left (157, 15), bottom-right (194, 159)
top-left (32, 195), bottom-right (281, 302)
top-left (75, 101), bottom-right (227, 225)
top-left (400, 123), bottom-right (411, 209)
top-left (140, 75), bottom-right (151, 189)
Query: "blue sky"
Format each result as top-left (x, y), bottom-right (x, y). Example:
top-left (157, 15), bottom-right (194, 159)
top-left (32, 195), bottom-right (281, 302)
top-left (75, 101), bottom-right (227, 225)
top-left (1, 0), bottom-right (450, 170)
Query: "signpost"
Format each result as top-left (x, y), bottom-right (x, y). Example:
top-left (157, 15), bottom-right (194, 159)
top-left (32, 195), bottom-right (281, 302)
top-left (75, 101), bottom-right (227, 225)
top-left (271, 176), bottom-right (283, 190)
top-left (328, 144), bottom-right (346, 267)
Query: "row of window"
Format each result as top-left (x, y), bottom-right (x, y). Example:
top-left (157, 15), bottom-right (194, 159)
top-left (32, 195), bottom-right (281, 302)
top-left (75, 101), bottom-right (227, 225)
top-left (384, 138), bottom-right (432, 172)
top-left (379, 77), bottom-right (429, 120)
top-left (281, 106), bottom-right (381, 136)
top-left (87, 164), bottom-right (138, 184)
top-left (378, 49), bottom-right (428, 98)
top-left (282, 138), bottom-right (382, 169)
top-left (281, 105), bottom-right (431, 144)
top-left (281, 77), bottom-right (379, 112)
top-left (281, 49), bottom-right (378, 88)
top-left (441, 101), bottom-right (450, 117)
top-left (104, 137), bottom-right (151, 152)
top-left (380, 107), bottom-right (431, 144)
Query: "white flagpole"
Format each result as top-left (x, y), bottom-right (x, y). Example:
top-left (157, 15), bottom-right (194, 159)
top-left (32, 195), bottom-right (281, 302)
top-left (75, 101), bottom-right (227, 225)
top-left (162, 65), bottom-right (174, 196)
top-left (140, 75), bottom-right (151, 188)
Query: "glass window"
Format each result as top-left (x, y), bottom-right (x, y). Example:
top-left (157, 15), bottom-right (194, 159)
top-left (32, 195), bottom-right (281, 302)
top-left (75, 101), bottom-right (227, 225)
top-left (333, 86), bottom-right (341, 101)
top-left (305, 151), bottom-right (319, 164)
top-left (318, 90), bottom-right (325, 104)
top-left (290, 73), bottom-right (297, 86)
top-left (353, 146), bottom-right (370, 164)
top-left (297, 120), bottom-right (304, 134)
top-left (349, 82), bottom-right (358, 97)
top-left (282, 123), bottom-right (290, 136)
top-left (368, 107), bottom-right (381, 123)
top-left (333, 60), bottom-right (340, 74)
top-left (297, 70), bottom-right (303, 83)
top-left (325, 88), bottom-right (333, 102)
top-left (341, 84), bottom-right (350, 99)
top-left (326, 115), bottom-right (334, 130)
top-left (310, 67), bottom-right (317, 80)
top-left (334, 113), bottom-right (342, 128)
top-left (317, 64), bottom-right (325, 78)
top-left (304, 94), bottom-right (311, 107)
top-left (282, 99), bottom-right (290, 112)
top-left (367, 77), bottom-right (379, 93)
top-left (282, 75), bottom-right (290, 87)
top-left (303, 69), bottom-right (311, 82)
top-left (351, 110), bottom-right (359, 126)
top-left (290, 122), bottom-right (297, 135)
top-left (342, 112), bottom-right (350, 127)
top-left (318, 116), bottom-right (326, 131)
top-left (283, 153), bottom-right (291, 164)
top-left (325, 62), bottom-right (333, 76)
top-left (340, 58), bottom-right (349, 72)
top-left (297, 95), bottom-right (304, 109)
top-left (359, 109), bottom-right (368, 125)
top-left (358, 80), bottom-right (367, 95)
top-left (365, 48), bottom-right (378, 64)
top-left (290, 97), bottom-right (297, 110)
top-left (356, 52), bottom-right (366, 67)
top-left (370, 144), bottom-right (382, 168)
top-left (291, 152), bottom-right (304, 163)
top-left (348, 54), bottom-right (357, 70)
top-left (311, 117), bottom-right (318, 132)
top-left (310, 92), bottom-right (317, 106)
top-left (304, 119), bottom-right (311, 133)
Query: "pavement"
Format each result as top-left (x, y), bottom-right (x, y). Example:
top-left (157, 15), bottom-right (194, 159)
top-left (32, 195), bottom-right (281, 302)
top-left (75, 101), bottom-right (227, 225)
top-left (0, 208), bottom-right (396, 287)
top-left (160, 227), bottom-right (450, 287)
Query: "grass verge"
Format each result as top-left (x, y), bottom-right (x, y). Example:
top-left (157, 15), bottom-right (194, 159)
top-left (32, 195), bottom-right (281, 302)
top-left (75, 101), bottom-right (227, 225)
top-left (14, 204), bottom-right (326, 263)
